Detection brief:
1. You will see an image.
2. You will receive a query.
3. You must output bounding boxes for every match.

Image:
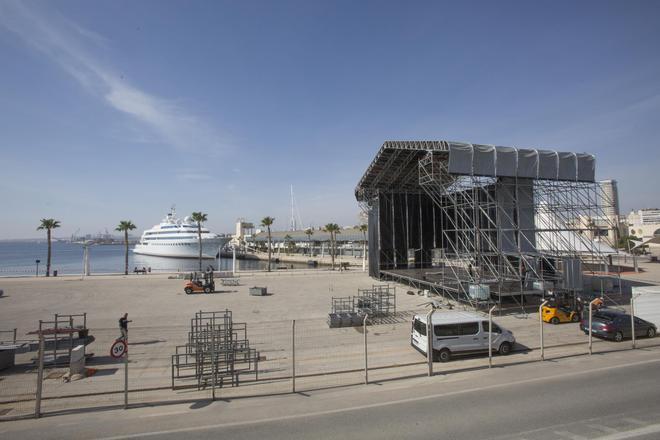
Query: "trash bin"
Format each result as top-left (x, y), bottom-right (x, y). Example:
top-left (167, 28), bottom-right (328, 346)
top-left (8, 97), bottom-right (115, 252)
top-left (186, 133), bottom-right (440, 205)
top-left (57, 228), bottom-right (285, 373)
top-left (53, 270), bottom-right (58, 277)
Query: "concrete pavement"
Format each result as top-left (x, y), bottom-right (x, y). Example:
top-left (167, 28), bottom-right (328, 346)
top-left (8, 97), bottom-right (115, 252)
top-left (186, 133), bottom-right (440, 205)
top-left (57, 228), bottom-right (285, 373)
top-left (2, 269), bottom-right (660, 421)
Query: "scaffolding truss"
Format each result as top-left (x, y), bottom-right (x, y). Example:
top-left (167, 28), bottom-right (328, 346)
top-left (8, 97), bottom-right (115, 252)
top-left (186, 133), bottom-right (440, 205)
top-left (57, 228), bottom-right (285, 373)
top-left (171, 310), bottom-right (259, 390)
top-left (328, 285), bottom-right (397, 327)
top-left (356, 141), bottom-right (621, 312)
top-left (28, 313), bottom-right (91, 366)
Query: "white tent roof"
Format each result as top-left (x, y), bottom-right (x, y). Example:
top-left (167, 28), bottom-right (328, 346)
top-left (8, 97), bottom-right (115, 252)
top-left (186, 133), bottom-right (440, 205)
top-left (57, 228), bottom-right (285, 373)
top-left (632, 236), bottom-right (660, 249)
top-left (534, 207), bottom-right (617, 255)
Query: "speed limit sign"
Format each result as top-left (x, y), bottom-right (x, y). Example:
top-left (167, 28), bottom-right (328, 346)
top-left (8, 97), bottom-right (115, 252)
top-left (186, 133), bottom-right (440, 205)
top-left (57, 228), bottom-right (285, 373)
top-left (110, 340), bottom-right (127, 358)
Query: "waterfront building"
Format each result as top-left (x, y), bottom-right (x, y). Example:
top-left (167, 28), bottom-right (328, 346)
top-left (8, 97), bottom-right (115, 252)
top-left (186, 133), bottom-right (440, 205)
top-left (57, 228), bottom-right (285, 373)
top-left (627, 208), bottom-right (660, 249)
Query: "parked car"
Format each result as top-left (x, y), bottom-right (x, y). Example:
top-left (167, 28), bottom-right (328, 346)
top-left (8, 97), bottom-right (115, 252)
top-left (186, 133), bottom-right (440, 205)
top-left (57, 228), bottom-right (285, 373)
top-left (410, 311), bottom-right (515, 362)
top-left (580, 308), bottom-right (657, 342)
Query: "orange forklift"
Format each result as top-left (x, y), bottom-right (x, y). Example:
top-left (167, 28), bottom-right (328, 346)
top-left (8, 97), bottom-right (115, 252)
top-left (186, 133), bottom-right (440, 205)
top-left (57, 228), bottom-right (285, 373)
top-left (184, 271), bottom-right (215, 294)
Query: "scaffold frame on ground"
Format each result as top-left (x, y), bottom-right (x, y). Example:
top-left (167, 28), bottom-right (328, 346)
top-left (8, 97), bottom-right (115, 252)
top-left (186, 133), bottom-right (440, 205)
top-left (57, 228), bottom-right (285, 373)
top-left (27, 313), bottom-right (90, 366)
top-left (356, 141), bottom-right (622, 312)
top-left (171, 310), bottom-right (259, 390)
top-left (328, 284), bottom-right (396, 327)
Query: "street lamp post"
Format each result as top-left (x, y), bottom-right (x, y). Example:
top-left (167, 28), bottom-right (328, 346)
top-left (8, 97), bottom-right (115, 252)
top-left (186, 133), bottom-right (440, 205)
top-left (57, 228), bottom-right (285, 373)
top-left (35, 259), bottom-right (40, 277)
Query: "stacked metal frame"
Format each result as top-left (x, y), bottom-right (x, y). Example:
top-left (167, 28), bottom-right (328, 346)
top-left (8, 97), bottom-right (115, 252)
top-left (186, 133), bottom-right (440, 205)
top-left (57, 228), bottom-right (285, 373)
top-left (356, 141), bottom-right (620, 311)
top-left (171, 310), bottom-right (259, 390)
top-left (328, 285), bottom-right (397, 327)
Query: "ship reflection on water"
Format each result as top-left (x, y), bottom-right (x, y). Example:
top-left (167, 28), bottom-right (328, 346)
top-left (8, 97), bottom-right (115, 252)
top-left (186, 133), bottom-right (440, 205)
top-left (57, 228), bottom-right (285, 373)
top-left (131, 253), bottom-right (281, 272)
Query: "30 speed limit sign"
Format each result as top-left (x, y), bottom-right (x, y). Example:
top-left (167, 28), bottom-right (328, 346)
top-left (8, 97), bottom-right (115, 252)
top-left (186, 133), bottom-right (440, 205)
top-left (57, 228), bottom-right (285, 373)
top-left (110, 340), bottom-right (127, 358)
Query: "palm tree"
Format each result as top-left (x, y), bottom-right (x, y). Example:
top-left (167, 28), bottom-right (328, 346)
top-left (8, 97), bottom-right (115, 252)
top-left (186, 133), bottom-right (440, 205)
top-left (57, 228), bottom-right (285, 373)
top-left (323, 223), bottom-right (341, 269)
top-left (115, 220), bottom-right (137, 275)
top-left (359, 223), bottom-right (368, 272)
top-left (260, 217), bottom-right (275, 272)
top-left (284, 234), bottom-right (294, 255)
top-left (305, 228), bottom-right (314, 256)
top-left (37, 218), bottom-right (61, 277)
top-left (191, 212), bottom-right (208, 272)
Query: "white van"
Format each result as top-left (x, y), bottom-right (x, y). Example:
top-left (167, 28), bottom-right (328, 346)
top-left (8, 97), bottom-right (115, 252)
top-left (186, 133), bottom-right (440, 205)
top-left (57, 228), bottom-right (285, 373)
top-left (410, 311), bottom-right (515, 362)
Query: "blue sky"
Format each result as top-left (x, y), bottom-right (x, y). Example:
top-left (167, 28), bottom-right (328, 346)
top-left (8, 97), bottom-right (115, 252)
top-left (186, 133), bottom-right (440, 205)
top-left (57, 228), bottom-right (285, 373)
top-left (1, 0), bottom-right (659, 239)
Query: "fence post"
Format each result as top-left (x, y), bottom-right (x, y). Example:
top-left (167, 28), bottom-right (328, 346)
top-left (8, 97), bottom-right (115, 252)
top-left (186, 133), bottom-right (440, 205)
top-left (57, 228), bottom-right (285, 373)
top-left (539, 300), bottom-right (549, 360)
top-left (631, 294), bottom-right (638, 349)
top-left (488, 306), bottom-right (496, 368)
top-left (588, 298), bottom-right (600, 355)
top-left (35, 333), bottom-right (44, 418)
top-left (211, 328), bottom-right (217, 401)
top-left (426, 309), bottom-right (434, 377)
top-left (124, 330), bottom-right (129, 409)
top-left (292, 320), bottom-right (296, 393)
top-left (363, 314), bottom-right (369, 384)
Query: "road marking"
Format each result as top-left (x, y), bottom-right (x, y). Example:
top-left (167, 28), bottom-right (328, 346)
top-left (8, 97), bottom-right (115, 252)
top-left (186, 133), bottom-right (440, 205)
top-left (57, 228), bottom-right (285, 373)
top-left (620, 417), bottom-right (646, 426)
top-left (553, 431), bottom-right (588, 440)
top-left (587, 424), bottom-right (619, 434)
top-left (595, 422), bottom-right (660, 439)
top-left (139, 410), bottom-right (189, 419)
top-left (95, 357), bottom-right (660, 440)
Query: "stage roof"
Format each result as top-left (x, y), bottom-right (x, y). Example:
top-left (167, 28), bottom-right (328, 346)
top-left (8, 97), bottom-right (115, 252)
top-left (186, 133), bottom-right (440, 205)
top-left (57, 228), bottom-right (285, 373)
top-left (355, 141), bottom-right (596, 201)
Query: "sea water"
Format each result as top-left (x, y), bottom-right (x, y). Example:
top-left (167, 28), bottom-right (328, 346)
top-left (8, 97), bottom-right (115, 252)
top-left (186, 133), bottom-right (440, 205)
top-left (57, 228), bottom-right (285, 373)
top-left (0, 241), bottom-right (279, 276)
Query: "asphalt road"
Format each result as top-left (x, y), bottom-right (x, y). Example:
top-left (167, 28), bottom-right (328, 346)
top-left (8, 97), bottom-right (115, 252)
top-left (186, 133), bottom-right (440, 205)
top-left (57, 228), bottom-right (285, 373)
top-left (131, 359), bottom-right (660, 440)
top-left (3, 348), bottom-right (660, 439)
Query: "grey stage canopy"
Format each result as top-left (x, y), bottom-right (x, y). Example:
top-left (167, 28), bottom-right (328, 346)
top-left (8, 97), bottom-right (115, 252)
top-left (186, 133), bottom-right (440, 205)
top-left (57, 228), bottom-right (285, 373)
top-left (355, 141), bottom-right (595, 201)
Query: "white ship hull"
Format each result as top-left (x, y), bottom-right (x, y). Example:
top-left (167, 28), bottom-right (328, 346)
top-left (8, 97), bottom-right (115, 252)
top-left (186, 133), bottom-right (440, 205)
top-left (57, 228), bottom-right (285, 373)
top-left (133, 237), bottom-right (230, 259)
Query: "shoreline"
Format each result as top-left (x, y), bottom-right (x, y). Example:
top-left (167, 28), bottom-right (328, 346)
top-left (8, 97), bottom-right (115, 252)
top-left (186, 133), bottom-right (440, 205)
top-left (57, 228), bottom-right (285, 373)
top-left (222, 250), bottom-right (366, 268)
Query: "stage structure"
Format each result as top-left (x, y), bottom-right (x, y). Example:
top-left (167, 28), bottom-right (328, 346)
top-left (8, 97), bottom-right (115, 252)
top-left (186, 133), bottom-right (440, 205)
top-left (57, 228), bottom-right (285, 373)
top-left (355, 141), bottom-right (620, 310)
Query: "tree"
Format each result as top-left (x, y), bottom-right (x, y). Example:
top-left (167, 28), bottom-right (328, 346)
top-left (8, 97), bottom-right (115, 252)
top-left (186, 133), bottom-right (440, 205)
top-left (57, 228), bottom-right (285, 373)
top-left (37, 218), bottom-right (61, 277)
top-left (191, 212), bottom-right (208, 272)
top-left (261, 217), bottom-right (275, 272)
top-left (115, 220), bottom-right (137, 275)
top-left (359, 223), bottom-right (368, 272)
top-left (284, 234), bottom-right (295, 255)
top-left (323, 223), bottom-right (341, 269)
top-left (305, 228), bottom-right (314, 255)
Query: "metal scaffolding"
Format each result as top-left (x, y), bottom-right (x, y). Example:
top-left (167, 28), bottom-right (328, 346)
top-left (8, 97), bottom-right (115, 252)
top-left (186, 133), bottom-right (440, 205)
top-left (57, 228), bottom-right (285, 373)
top-left (171, 310), bottom-right (259, 390)
top-left (356, 141), bottom-right (621, 312)
top-left (27, 313), bottom-right (91, 366)
top-left (328, 285), bottom-right (397, 327)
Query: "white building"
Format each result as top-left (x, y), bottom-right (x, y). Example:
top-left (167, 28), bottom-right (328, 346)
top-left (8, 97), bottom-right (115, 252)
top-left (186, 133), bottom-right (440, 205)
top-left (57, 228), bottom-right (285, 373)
top-left (232, 219), bottom-right (255, 246)
top-left (627, 208), bottom-right (660, 249)
top-left (599, 179), bottom-right (620, 217)
top-left (627, 209), bottom-right (660, 238)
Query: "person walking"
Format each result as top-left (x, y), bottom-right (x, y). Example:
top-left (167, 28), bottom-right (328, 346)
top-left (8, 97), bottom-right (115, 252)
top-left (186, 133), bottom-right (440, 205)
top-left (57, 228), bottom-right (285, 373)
top-left (119, 313), bottom-right (131, 341)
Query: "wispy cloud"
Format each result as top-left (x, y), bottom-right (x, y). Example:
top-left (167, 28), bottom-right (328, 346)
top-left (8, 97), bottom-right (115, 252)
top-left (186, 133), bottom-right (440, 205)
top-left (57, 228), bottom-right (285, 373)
top-left (175, 170), bottom-right (214, 182)
top-left (0, 1), bottom-right (228, 154)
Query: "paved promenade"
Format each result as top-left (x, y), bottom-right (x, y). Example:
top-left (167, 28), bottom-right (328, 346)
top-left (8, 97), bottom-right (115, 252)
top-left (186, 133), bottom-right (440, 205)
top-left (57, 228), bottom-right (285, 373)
top-left (1, 269), bottom-right (658, 421)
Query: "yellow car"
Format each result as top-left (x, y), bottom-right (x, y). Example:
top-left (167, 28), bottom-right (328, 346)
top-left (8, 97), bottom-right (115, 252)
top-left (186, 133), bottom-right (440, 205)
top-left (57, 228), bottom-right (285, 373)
top-left (542, 305), bottom-right (580, 324)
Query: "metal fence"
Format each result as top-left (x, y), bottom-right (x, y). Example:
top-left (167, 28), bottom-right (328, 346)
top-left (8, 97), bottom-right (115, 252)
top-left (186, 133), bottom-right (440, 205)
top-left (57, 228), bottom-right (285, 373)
top-left (2, 306), bottom-right (660, 422)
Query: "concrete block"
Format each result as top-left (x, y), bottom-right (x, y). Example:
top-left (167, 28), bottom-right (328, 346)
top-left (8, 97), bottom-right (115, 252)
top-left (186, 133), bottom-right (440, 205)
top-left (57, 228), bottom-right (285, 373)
top-left (69, 344), bottom-right (85, 376)
top-left (328, 313), bottom-right (342, 328)
top-left (249, 286), bottom-right (267, 296)
top-left (0, 349), bottom-right (15, 370)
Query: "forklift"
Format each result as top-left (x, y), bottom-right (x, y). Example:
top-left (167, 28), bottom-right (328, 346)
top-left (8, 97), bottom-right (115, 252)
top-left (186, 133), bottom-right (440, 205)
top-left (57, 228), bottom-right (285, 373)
top-left (542, 289), bottom-right (580, 324)
top-left (184, 270), bottom-right (215, 294)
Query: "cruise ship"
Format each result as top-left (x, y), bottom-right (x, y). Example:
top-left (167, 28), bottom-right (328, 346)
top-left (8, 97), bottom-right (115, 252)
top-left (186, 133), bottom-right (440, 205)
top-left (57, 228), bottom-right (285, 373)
top-left (133, 208), bottom-right (230, 259)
